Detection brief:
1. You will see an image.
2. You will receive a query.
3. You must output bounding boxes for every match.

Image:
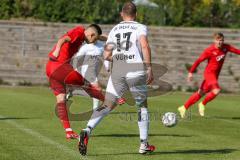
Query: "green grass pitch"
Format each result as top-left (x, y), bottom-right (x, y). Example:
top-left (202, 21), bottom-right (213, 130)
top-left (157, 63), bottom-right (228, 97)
top-left (0, 86), bottom-right (240, 160)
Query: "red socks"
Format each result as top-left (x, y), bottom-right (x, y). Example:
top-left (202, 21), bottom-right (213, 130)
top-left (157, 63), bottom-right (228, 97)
top-left (184, 92), bottom-right (202, 109)
top-left (56, 102), bottom-right (71, 129)
top-left (202, 92), bottom-right (217, 105)
top-left (184, 91), bottom-right (218, 109)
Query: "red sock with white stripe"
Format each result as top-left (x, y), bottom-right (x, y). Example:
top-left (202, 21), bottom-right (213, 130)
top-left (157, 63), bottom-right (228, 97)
top-left (56, 102), bottom-right (71, 130)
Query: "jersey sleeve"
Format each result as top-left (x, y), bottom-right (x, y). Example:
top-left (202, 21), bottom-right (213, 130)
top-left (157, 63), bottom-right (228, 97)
top-left (137, 24), bottom-right (148, 37)
top-left (227, 44), bottom-right (240, 55)
top-left (106, 28), bottom-right (114, 44)
top-left (75, 44), bottom-right (86, 57)
top-left (67, 26), bottom-right (84, 44)
top-left (189, 48), bottom-right (211, 73)
top-left (105, 28), bottom-right (116, 51)
top-left (74, 45), bottom-right (86, 69)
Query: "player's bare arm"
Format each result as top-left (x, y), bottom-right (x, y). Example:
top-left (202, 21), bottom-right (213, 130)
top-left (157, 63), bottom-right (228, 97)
top-left (52, 36), bottom-right (71, 58)
top-left (187, 58), bottom-right (203, 83)
top-left (187, 73), bottom-right (193, 82)
top-left (188, 50), bottom-right (210, 82)
top-left (103, 44), bottom-right (113, 61)
top-left (140, 35), bottom-right (153, 84)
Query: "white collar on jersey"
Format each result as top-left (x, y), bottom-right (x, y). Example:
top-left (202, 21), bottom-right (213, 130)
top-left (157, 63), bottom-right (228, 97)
top-left (120, 21), bottom-right (139, 24)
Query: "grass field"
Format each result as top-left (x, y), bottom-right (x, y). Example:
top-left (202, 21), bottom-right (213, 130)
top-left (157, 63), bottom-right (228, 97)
top-left (0, 86), bottom-right (240, 160)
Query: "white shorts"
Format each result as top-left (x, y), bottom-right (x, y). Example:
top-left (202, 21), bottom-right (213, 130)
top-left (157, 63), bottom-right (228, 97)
top-left (105, 74), bottom-right (147, 107)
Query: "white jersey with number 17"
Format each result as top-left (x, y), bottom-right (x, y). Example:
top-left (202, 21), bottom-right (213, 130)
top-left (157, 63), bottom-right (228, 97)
top-left (106, 21), bottom-right (147, 78)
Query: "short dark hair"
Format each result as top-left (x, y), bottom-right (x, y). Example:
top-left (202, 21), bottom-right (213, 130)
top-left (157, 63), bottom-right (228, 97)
top-left (88, 24), bottom-right (102, 35)
top-left (213, 32), bottom-right (224, 39)
top-left (122, 2), bottom-right (137, 17)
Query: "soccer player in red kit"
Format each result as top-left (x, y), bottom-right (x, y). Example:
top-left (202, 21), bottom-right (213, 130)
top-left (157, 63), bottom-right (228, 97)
top-left (178, 32), bottom-right (240, 118)
top-left (46, 24), bottom-right (105, 139)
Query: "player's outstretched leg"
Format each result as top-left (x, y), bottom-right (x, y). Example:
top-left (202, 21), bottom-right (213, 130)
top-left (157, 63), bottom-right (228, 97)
top-left (178, 91), bottom-right (202, 118)
top-left (64, 70), bottom-right (105, 101)
top-left (198, 89), bottom-right (220, 116)
top-left (78, 105), bottom-right (112, 155)
top-left (83, 82), bottom-right (105, 101)
top-left (138, 107), bottom-right (155, 154)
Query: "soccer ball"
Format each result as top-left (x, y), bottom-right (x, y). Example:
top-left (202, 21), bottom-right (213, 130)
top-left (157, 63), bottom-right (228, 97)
top-left (162, 112), bottom-right (178, 127)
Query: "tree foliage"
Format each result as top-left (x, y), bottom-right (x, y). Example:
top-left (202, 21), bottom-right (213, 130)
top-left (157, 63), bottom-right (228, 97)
top-left (1, 0), bottom-right (240, 28)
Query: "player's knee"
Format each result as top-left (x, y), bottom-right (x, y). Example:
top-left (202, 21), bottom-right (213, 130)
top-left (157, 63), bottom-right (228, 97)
top-left (197, 89), bottom-right (205, 96)
top-left (212, 88), bottom-right (220, 95)
top-left (56, 94), bottom-right (66, 103)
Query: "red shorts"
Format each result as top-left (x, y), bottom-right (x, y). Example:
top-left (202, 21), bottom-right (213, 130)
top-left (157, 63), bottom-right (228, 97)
top-left (200, 74), bottom-right (220, 93)
top-left (46, 60), bottom-right (84, 96)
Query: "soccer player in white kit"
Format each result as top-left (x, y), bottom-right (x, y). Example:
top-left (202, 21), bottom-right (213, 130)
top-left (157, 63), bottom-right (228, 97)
top-left (73, 40), bottom-right (110, 109)
top-left (78, 2), bottom-right (155, 155)
top-left (69, 40), bottom-right (125, 108)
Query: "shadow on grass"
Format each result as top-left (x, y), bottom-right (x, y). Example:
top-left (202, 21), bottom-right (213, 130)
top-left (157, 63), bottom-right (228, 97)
top-left (212, 116), bottom-right (240, 120)
top-left (232, 117), bottom-right (240, 120)
top-left (153, 148), bottom-right (237, 155)
top-left (92, 133), bottom-right (193, 138)
top-left (110, 111), bottom-right (137, 114)
top-left (0, 117), bottom-right (38, 120)
top-left (214, 116), bottom-right (240, 120)
top-left (89, 148), bottom-right (237, 156)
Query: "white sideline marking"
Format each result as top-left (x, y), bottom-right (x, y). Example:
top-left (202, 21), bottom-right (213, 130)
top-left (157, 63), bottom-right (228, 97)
top-left (0, 115), bottom-right (90, 160)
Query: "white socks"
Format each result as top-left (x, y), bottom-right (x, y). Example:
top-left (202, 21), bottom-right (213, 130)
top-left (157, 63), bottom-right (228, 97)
top-left (93, 98), bottom-right (100, 109)
top-left (86, 106), bottom-right (111, 130)
top-left (85, 106), bottom-right (149, 143)
top-left (138, 107), bottom-right (149, 142)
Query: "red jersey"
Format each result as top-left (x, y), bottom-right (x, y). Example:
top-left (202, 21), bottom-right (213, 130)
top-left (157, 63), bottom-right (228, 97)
top-left (189, 43), bottom-right (240, 78)
top-left (48, 26), bottom-right (85, 63)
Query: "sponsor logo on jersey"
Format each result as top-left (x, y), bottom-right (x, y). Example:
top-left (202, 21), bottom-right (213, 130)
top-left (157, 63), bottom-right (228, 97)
top-left (118, 25), bottom-right (137, 30)
top-left (90, 55), bottom-right (100, 59)
top-left (216, 54), bottom-right (225, 61)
